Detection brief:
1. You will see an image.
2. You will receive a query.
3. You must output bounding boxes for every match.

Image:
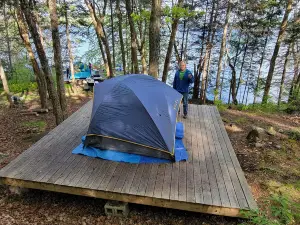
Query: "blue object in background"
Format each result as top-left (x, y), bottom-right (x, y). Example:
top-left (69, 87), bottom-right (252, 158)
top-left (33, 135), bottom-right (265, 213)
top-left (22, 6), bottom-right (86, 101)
top-left (72, 122), bottom-right (188, 163)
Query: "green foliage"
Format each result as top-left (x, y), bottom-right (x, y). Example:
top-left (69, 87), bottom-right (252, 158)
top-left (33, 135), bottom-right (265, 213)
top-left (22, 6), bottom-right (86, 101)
top-left (11, 59), bottom-right (35, 83)
top-left (214, 100), bottom-right (227, 112)
top-left (162, 5), bottom-right (204, 22)
top-left (131, 10), bottom-right (151, 22)
top-left (240, 194), bottom-right (300, 225)
top-left (286, 128), bottom-right (300, 141)
top-left (235, 102), bottom-right (289, 114)
top-left (8, 82), bottom-right (38, 93)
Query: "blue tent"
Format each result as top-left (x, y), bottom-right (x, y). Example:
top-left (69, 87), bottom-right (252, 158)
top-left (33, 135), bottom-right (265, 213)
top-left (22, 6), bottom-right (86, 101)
top-left (84, 74), bottom-right (182, 161)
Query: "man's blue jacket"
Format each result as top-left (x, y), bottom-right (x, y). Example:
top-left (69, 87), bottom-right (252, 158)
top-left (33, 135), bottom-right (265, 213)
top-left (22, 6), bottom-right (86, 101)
top-left (173, 69), bottom-right (194, 93)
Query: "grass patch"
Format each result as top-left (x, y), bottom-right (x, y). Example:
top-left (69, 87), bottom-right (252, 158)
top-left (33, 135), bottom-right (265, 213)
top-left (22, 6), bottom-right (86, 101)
top-left (22, 121), bottom-right (46, 131)
top-left (234, 117), bottom-right (247, 125)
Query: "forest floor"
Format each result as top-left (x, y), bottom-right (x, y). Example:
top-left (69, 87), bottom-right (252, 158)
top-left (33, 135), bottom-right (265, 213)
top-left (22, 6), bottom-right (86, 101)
top-left (0, 88), bottom-right (299, 225)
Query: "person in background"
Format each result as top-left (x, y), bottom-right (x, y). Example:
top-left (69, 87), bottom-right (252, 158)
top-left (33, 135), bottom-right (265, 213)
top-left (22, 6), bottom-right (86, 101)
top-left (173, 61), bottom-right (194, 119)
top-left (66, 67), bottom-right (70, 80)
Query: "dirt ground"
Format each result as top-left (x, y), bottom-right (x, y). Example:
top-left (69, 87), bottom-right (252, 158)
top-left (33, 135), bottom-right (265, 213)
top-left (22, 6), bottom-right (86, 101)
top-left (0, 92), bottom-right (299, 224)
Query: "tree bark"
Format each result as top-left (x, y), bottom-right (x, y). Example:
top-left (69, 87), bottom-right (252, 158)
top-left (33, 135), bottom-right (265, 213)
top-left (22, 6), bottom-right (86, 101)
top-left (85, 0), bottom-right (114, 77)
top-left (0, 60), bottom-right (13, 106)
top-left (193, 0), bottom-right (208, 99)
top-left (15, 7), bottom-right (47, 109)
top-left (242, 51), bottom-right (254, 104)
top-left (20, 0), bottom-right (63, 125)
top-left (278, 45), bottom-right (290, 106)
top-left (148, 0), bottom-right (162, 78)
top-left (199, 43), bottom-right (212, 104)
top-left (289, 42), bottom-right (299, 102)
top-left (214, 0), bottom-right (231, 101)
top-left (253, 33), bottom-right (268, 104)
top-left (162, 0), bottom-right (184, 83)
top-left (228, 56), bottom-right (238, 105)
top-left (125, 0), bottom-right (139, 74)
top-left (236, 37), bottom-right (249, 96)
top-left (262, 0), bottom-right (293, 103)
top-left (116, 0), bottom-right (126, 74)
top-left (110, 0), bottom-right (116, 69)
top-left (49, 0), bottom-right (67, 119)
top-left (64, 0), bottom-right (75, 83)
top-left (3, 4), bottom-right (13, 77)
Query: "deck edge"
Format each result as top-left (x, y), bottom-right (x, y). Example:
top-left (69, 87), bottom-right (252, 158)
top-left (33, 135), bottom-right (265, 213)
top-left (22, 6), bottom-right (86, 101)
top-left (0, 176), bottom-right (247, 218)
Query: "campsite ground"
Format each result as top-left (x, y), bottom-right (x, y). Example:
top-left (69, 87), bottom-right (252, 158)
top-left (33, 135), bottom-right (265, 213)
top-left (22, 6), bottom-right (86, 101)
top-left (0, 89), bottom-right (299, 225)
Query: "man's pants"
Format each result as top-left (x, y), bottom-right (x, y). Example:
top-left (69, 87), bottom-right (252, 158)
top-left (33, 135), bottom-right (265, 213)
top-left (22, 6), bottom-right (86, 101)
top-left (179, 92), bottom-right (188, 116)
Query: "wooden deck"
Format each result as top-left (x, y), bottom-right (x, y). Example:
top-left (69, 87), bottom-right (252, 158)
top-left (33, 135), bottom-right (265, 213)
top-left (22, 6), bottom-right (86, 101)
top-left (0, 101), bottom-right (257, 217)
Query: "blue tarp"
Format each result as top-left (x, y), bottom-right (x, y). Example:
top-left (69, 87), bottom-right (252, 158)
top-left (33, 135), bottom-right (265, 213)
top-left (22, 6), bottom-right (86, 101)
top-left (72, 122), bottom-right (188, 163)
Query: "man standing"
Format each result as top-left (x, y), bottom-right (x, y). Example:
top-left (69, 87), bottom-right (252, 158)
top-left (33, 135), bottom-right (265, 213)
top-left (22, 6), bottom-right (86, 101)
top-left (173, 61), bottom-right (194, 118)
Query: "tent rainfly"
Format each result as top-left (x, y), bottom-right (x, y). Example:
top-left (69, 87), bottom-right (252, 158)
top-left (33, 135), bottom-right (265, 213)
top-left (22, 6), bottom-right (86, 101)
top-left (84, 74), bottom-right (182, 160)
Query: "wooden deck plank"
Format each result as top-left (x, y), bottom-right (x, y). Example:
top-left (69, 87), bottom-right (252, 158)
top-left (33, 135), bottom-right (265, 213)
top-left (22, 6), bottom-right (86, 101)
top-left (197, 106), bottom-right (214, 206)
top-left (212, 107), bottom-right (257, 209)
top-left (96, 161), bottom-right (119, 191)
top-left (161, 163), bottom-right (172, 199)
top-left (186, 111), bottom-right (195, 203)
top-left (190, 105), bottom-right (204, 204)
top-left (87, 161), bottom-right (114, 189)
top-left (105, 163), bottom-right (127, 192)
top-left (207, 107), bottom-right (240, 208)
top-left (153, 164), bottom-right (166, 198)
top-left (169, 162), bottom-right (179, 201)
top-left (137, 164), bottom-right (154, 196)
top-left (144, 164), bottom-right (158, 197)
top-left (73, 158), bottom-right (99, 187)
top-left (114, 164), bottom-right (138, 193)
top-left (129, 164), bottom-right (146, 195)
top-left (208, 107), bottom-right (248, 209)
top-left (203, 106), bottom-right (231, 208)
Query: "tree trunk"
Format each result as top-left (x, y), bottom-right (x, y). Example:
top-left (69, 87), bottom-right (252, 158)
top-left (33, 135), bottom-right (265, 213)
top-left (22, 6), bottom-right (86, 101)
top-left (193, 0), bottom-right (208, 99)
top-left (116, 0), bottom-right (126, 74)
top-left (228, 61), bottom-right (237, 104)
top-left (49, 0), bottom-right (67, 119)
top-left (242, 51), bottom-right (254, 104)
top-left (183, 27), bottom-right (190, 62)
top-left (262, 0), bottom-right (293, 103)
top-left (180, 19), bottom-right (187, 61)
top-left (236, 37), bottom-right (249, 96)
top-left (219, 61), bottom-right (226, 100)
top-left (15, 7), bottom-right (47, 109)
top-left (0, 60), bottom-right (13, 106)
top-left (199, 43), bottom-right (212, 104)
top-left (85, 0), bottom-right (114, 77)
top-left (253, 34), bottom-right (268, 104)
top-left (288, 42), bottom-right (299, 102)
top-left (148, 0), bottom-right (162, 78)
top-left (64, 0), bottom-right (75, 82)
top-left (20, 0), bottom-right (63, 125)
top-left (125, 0), bottom-right (139, 74)
top-left (137, 19), bottom-right (148, 74)
top-left (162, 0), bottom-right (184, 83)
top-left (110, 0), bottom-right (116, 69)
top-left (214, 0), bottom-right (231, 101)
top-left (200, 0), bottom-right (217, 102)
top-left (3, 4), bottom-right (13, 77)
top-left (278, 45), bottom-right (290, 106)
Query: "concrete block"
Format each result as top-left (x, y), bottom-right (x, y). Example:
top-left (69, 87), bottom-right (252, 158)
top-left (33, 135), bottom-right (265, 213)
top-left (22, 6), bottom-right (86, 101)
top-left (104, 201), bottom-right (129, 217)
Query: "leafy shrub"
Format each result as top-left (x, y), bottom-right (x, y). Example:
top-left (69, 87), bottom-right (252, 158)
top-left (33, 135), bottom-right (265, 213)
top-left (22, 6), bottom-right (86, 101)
top-left (8, 82), bottom-right (38, 93)
top-left (240, 194), bottom-right (300, 225)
